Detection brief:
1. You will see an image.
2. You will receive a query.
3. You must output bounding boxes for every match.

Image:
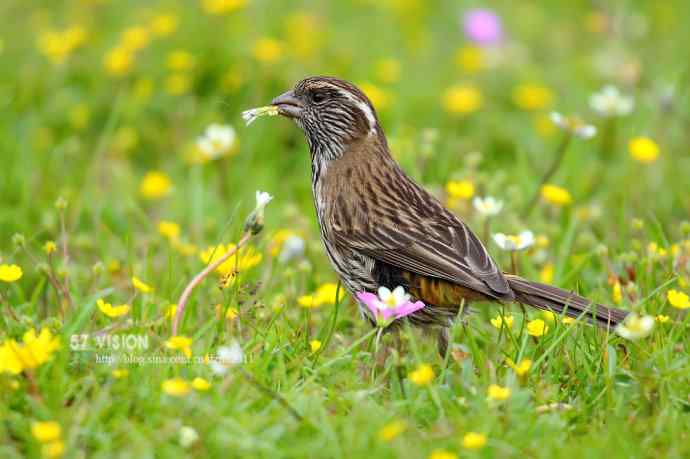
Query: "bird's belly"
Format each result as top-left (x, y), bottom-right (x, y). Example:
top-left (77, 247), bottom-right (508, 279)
top-left (319, 231), bottom-right (378, 296)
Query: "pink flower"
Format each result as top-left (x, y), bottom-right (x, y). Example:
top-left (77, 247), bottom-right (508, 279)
top-left (356, 286), bottom-right (425, 326)
top-left (462, 9), bottom-right (503, 45)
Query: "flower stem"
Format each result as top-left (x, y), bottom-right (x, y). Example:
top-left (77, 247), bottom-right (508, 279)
top-left (482, 217), bottom-right (491, 243)
top-left (172, 232), bottom-right (252, 335)
top-left (522, 133), bottom-right (573, 217)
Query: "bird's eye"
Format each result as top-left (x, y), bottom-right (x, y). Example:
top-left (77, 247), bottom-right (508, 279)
top-left (311, 92), bottom-right (326, 103)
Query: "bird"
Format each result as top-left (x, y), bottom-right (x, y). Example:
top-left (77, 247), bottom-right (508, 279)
top-left (268, 76), bottom-right (628, 355)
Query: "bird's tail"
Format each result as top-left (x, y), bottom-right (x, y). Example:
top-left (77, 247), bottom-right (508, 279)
top-left (505, 275), bottom-right (628, 328)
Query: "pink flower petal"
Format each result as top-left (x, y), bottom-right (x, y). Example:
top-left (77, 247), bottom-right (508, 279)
top-left (393, 300), bottom-right (426, 319)
top-left (356, 292), bottom-right (381, 319)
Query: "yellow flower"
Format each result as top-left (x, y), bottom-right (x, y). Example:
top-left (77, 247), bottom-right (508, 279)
top-left (36, 26), bottom-right (87, 65)
top-left (103, 46), bottom-right (133, 77)
top-left (527, 319), bottom-right (549, 337)
top-left (165, 304), bottom-right (177, 320)
top-left (445, 180), bottom-right (475, 201)
top-left (541, 310), bottom-right (556, 322)
top-left (512, 84), bottom-right (554, 110)
top-left (112, 369), bottom-right (129, 379)
top-left (162, 377), bottom-right (191, 396)
top-left (562, 317), bottom-right (576, 325)
top-left (226, 307), bottom-right (239, 320)
top-left (0, 264), bottom-right (23, 282)
top-left (97, 299), bottom-right (130, 318)
top-left (31, 421), bottom-right (62, 443)
top-left (285, 12), bottom-right (322, 59)
top-left (0, 328), bottom-right (60, 375)
top-left (490, 314), bottom-right (513, 330)
top-left (462, 432), bottom-right (487, 450)
top-left (167, 50), bottom-right (195, 71)
top-left (42, 441), bottom-right (65, 458)
top-left (539, 263), bottom-right (554, 284)
top-left (309, 340), bottom-right (322, 353)
top-left (201, 0), bottom-right (247, 15)
top-left (442, 84), bottom-right (482, 114)
top-left (269, 229), bottom-right (297, 256)
top-left (172, 240), bottom-right (198, 256)
top-left (507, 358), bottom-right (532, 376)
top-left (192, 377), bottom-right (211, 391)
top-left (428, 450), bottom-right (458, 459)
top-left (455, 45), bottom-right (484, 73)
top-left (165, 335), bottom-right (193, 358)
top-left (646, 242), bottom-right (667, 260)
top-left (358, 82), bottom-right (390, 110)
top-left (378, 420), bottom-right (406, 442)
top-left (252, 37), bottom-right (283, 63)
top-left (121, 26), bottom-right (150, 52)
top-left (297, 283), bottom-right (341, 308)
top-left (408, 363), bottom-right (434, 386)
top-left (150, 13), bottom-right (178, 37)
top-left (132, 276), bottom-right (154, 293)
top-left (375, 58), bottom-right (401, 83)
top-left (667, 289), bottom-right (690, 309)
top-left (612, 281), bottom-right (623, 304)
top-left (200, 244), bottom-right (262, 281)
top-left (628, 136), bottom-right (659, 163)
top-left (540, 184), bottom-right (572, 206)
top-left (487, 384), bottom-right (511, 401)
top-left (165, 73), bottom-right (192, 95)
top-left (158, 221), bottom-right (181, 240)
top-left (656, 315), bottom-right (670, 323)
top-left (139, 171), bottom-right (172, 199)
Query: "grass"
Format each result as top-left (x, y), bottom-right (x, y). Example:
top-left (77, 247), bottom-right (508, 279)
top-left (1, 1), bottom-right (690, 458)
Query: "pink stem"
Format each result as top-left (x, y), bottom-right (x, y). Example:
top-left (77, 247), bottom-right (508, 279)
top-left (172, 232), bottom-right (252, 335)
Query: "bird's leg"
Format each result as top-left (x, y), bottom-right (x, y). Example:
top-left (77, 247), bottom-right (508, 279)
top-left (392, 329), bottom-right (407, 399)
top-left (437, 327), bottom-right (450, 358)
top-left (517, 301), bottom-right (527, 316)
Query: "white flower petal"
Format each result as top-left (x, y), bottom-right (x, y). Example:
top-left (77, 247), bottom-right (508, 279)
top-left (218, 341), bottom-right (244, 365)
top-left (550, 112), bottom-right (565, 127)
top-left (255, 191), bottom-right (273, 210)
top-left (575, 124), bottom-right (597, 139)
top-left (377, 286), bottom-right (392, 302)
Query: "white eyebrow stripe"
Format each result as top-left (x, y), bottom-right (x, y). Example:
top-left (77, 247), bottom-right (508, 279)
top-left (336, 88), bottom-right (377, 134)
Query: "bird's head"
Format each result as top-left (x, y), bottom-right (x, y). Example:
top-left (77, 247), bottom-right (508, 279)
top-left (272, 76), bottom-right (383, 161)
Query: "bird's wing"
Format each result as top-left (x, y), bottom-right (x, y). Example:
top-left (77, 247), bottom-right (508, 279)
top-left (332, 216), bottom-right (513, 300)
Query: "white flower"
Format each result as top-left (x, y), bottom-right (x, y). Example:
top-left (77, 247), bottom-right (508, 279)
top-left (179, 426), bottom-right (199, 448)
top-left (255, 190), bottom-right (273, 211)
top-left (196, 124), bottom-right (236, 160)
top-left (493, 230), bottom-right (535, 251)
top-left (615, 313), bottom-right (655, 340)
top-left (242, 105), bottom-right (279, 126)
top-left (550, 112), bottom-right (597, 139)
top-left (377, 286), bottom-right (411, 308)
top-left (589, 85), bottom-right (634, 117)
top-left (473, 196), bottom-right (504, 217)
top-left (210, 341), bottom-right (243, 375)
top-left (278, 235), bottom-right (305, 263)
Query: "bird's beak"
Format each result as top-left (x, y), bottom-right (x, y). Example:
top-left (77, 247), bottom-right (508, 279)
top-left (271, 90), bottom-right (304, 119)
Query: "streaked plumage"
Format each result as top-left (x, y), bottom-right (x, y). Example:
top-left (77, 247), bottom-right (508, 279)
top-left (270, 76), bottom-right (628, 353)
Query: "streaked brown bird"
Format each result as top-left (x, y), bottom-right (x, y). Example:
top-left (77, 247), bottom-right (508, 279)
top-left (269, 76), bottom-right (627, 354)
